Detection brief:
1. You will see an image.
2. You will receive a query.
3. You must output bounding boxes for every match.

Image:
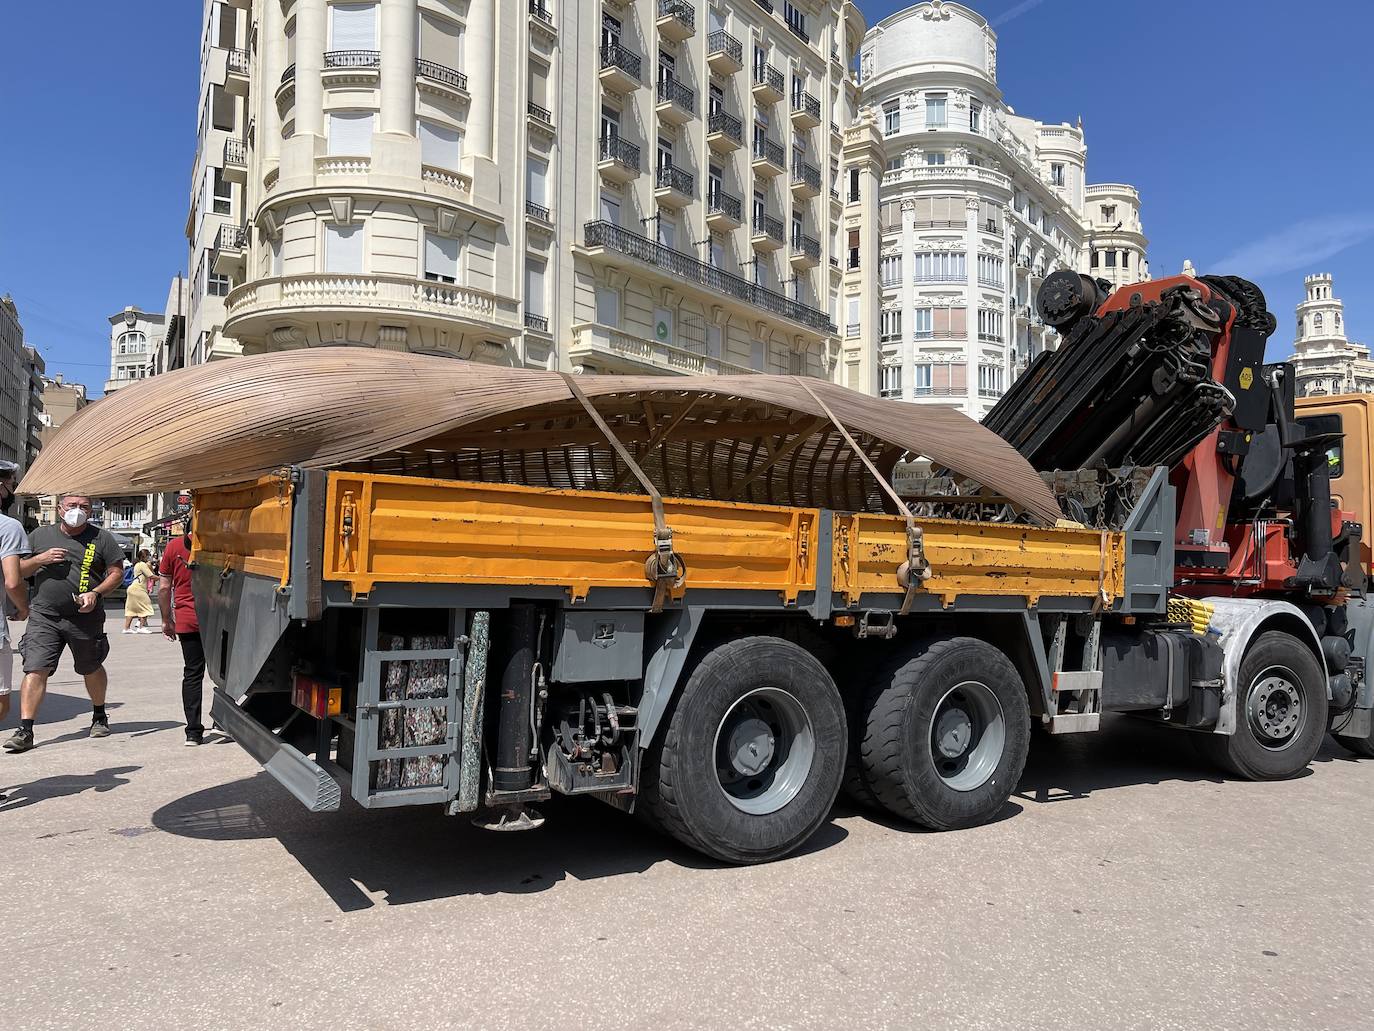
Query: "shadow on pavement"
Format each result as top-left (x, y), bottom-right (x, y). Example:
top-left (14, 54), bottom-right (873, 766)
top-left (39, 720), bottom-right (182, 748)
top-left (0, 765), bottom-right (141, 812)
top-left (152, 773), bottom-right (849, 911)
top-left (0, 693), bottom-right (125, 731)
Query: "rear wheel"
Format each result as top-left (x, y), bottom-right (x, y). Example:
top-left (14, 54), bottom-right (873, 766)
top-left (860, 637), bottom-right (1031, 830)
top-left (639, 636), bottom-right (846, 864)
top-left (1198, 630), bottom-right (1327, 779)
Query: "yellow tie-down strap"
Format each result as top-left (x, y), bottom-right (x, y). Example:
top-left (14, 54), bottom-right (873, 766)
top-left (832, 513), bottom-right (1126, 608)
top-left (323, 471), bottom-right (819, 603)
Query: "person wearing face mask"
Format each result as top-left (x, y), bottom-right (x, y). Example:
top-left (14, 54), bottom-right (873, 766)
top-left (0, 462), bottom-right (31, 727)
top-left (3, 492), bottom-right (125, 753)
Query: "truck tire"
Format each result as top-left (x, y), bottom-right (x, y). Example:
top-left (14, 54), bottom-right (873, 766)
top-left (860, 637), bottom-right (1030, 830)
top-left (639, 636), bottom-right (846, 864)
top-left (840, 679), bottom-right (883, 811)
top-left (1198, 630), bottom-right (1328, 779)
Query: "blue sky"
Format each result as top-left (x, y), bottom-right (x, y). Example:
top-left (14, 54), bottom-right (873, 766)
top-left (1, 0), bottom-right (1371, 391)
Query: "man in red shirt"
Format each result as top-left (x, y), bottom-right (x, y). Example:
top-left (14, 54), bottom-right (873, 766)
top-left (158, 521), bottom-right (205, 745)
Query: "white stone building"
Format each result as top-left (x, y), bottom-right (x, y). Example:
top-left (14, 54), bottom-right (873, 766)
top-left (104, 306), bottom-right (166, 394)
top-left (844, 1), bottom-right (1148, 418)
top-left (188, 0), bottom-right (865, 379)
top-left (1084, 182), bottom-right (1148, 290)
top-left (1288, 273), bottom-right (1372, 397)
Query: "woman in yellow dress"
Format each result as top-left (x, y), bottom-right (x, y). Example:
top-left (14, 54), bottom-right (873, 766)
top-left (123, 549), bottom-right (156, 634)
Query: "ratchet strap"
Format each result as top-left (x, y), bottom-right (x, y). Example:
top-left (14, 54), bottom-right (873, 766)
top-left (562, 375), bottom-right (681, 611)
top-left (797, 379), bottom-right (930, 614)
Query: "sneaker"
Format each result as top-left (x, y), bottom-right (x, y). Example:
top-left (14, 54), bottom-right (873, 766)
top-left (138, 627), bottom-right (156, 634)
top-left (88, 716), bottom-right (111, 739)
top-left (3, 728), bottom-right (34, 753)
top-left (122, 629), bottom-right (134, 635)
top-left (184, 734), bottom-right (203, 747)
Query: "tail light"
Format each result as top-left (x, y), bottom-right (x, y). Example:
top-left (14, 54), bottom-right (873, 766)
top-left (292, 673), bottom-right (342, 719)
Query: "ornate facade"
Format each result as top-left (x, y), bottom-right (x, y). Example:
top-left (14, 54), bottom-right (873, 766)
top-left (1288, 273), bottom-right (1373, 397)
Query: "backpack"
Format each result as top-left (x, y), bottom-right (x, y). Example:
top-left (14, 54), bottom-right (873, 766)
top-left (122, 564), bottom-right (135, 588)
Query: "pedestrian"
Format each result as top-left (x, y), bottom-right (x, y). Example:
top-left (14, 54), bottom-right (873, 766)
top-left (0, 462), bottom-right (31, 726)
top-left (3, 493), bottom-right (126, 753)
top-left (122, 549), bottom-right (156, 634)
top-left (158, 519), bottom-right (206, 745)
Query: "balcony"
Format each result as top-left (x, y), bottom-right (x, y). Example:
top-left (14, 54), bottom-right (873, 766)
top-left (525, 312), bottom-right (550, 334)
top-left (751, 137), bottom-right (785, 177)
top-left (656, 0), bottom-right (695, 42)
top-left (751, 213), bottom-right (785, 251)
top-left (323, 49), bottom-right (381, 88)
top-left (790, 90), bottom-right (821, 129)
top-left (222, 137), bottom-right (247, 183)
top-left (212, 224), bottom-right (247, 277)
top-left (528, 100), bottom-right (554, 140)
top-left (275, 63), bottom-right (295, 114)
top-left (224, 47), bottom-right (249, 95)
top-left (786, 20), bottom-right (810, 45)
top-left (752, 63), bottom-right (784, 104)
top-left (415, 58), bottom-right (469, 104)
top-left (599, 43), bottom-right (642, 92)
top-left (882, 164), bottom-right (1012, 192)
top-left (581, 221), bottom-right (833, 333)
top-left (789, 233), bottom-right (820, 269)
top-left (706, 110), bottom-right (743, 153)
top-left (571, 322), bottom-right (754, 377)
top-left (598, 136), bottom-right (640, 183)
top-left (705, 188), bottom-right (743, 230)
top-left (528, 0), bottom-right (555, 35)
top-left (790, 159), bottom-right (820, 199)
top-left (223, 273), bottom-right (522, 344)
top-left (707, 30), bottom-right (743, 74)
top-left (656, 77), bottom-right (696, 125)
top-left (525, 200), bottom-right (552, 224)
top-left (654, 164), bottom-right (695, 208)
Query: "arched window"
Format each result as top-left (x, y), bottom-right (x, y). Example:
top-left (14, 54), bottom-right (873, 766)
top-left (1314, 313), bottom-right (1323, 332)
top-left (117, 330), bottom-right (146, 355)
top-left (1336, 313), bottom-right (1342, 332)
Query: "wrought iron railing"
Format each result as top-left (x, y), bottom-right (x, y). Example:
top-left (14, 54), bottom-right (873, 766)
top-left (528, 0), bottom-right (552, 24)
top-left (791, 91), bottom-right (820, 122)
top-left (325, 50), bottom-right (381, 68)
top-left (415, 58), bottom-right (467, 91)
top-left (656, 164), bottom-right (694, 195)
top-left (707, 30), bottom-right (741, 66)
top-left (791, 160), bottom-right (820, 192)
top-left (753, 214), bottom-right (784, 243)
top-left (791, 233), bottom-right (820, 261)
top-left (583, 221), bottom-right (832, 332)
top-left (226, 48), bottom-right (249, 75)
top-left (752, 136), bottom-right (784, 167)
top-left (656, 77), bottom-right (695, 114)
top-left (216, 224), bottom-right (247, 251)
top-left (599, 136), bottom-right (641, 170)
top-left (525, 313), bottom-right (549, 333)
top-left (753, 63), bottom-right (783, 95)
top-left (600, 43), bottom-right (641, 82)
top-left (706, 188), bottom-right (741, 222)
top-left (223, 137), bottom-right (247, 166)
top-left (658, 0), bottom-right (695, 32)
top-left (525, 200), bottom-right (551, 222)
top-left (528, 101), bottom-right (552, 123)
top-left (707, 110), bottom-right (742, 143)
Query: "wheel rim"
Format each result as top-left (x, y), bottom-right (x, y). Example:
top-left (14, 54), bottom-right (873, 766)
top-left (713, 687), bottom-right (815, 815)
top-left (927, 680), bottom-right (1006, 792)
top-left (1246, 665), bottom-right (1306, 751)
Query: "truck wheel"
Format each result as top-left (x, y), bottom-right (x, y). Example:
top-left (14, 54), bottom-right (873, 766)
top-left (840, 680), bottom-right (883, 811)
top-left (640, 636), bottom-right (845, 864)
top-left (860, 638), bottom-right (1030, 830)
top-left (1199, 630), bottom-right (1328, 779)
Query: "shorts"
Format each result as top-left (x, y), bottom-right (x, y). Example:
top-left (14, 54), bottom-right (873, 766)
top-left (0, 641), bottom-right (12, 695)
top-left (19, 612), bottom-right (111, 677)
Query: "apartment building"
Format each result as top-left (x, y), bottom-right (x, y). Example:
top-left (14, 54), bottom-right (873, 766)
top-left (189, 0), bottom-right (863, 378)
top-left (0, 296), bottom-right (26, 472)
top-left (845, 1), bottom-right (1149, 418)
top-left (1288, 273), bottom-right (1372, 398)
top-left (104, 306), bottom-right (166, 393)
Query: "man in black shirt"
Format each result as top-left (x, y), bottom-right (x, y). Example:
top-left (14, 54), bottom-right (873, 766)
top-left (3, 493), bottom-right (125, 753)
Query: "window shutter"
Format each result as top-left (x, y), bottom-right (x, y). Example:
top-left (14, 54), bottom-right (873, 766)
top-left (418, 119), bottom-right (462, 169)
top-left (418, 12), bottom-right (461, 66)
top-left (527, 158), bottom-right (548, 206)
top-left (595, 286), bottom-right (620, 326)
top-left (328, 111), bottom-right (374, 155)
top-left (324, 224), bottom-right (365, 274)
top-left (599, 194), bottom-right (620, 225)
top-left (330, 2), bottom-right (377, 49)
top-left (424, 232), bottom-right (459, 280)
top-left (529, 61), bottom-right (549, 107)
top-left (525, 259), bottom-right (546, 317)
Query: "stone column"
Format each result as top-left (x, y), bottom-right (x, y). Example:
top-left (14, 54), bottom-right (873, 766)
top-left (964, 195), bottom-right (981, 415)
top-left (261, 0), bottom-right (286, 165)
top-left (294, 0), bottom-right (327, 138)
top-left (380, 0), bottom-right (416, 136)
top-left (465, 0), bottom-right (495, 158)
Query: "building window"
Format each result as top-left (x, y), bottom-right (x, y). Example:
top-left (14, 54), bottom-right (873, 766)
top-left (880, 309), bottom-right (901, 343)
top-left (1050, 162), bottom-right (1065, 186)
top-left (783, 2), bottom-right (806, 40)
top-left (913, 363), bottom-right (932, 394)
top-left (883, 101), bottom-right (900, 136)
top-left (880, 254), bottom-right (902, 287)
top-left (926, 152), bottom-right (945, 166)
top-left (925, 93), bottom-right (946, 129)
top-left (1336, 313), bottom-right (1342, 332)
top-left (417, 117), bottom-right (461, 169)
top-left (117, 331), bottom-right (146, 354)
top-left (1104, 251), bottom-right (1116, 268)
top-left (847, 229), bottom-right (860, 269)
top-left (1090, 249), bottom-right (1099, 268)
top-left (880, 365), bottom-right (901, 399)
top-left (969, 101), bottom-right (982, 133)
top-left (846, 296), bottom-right (860, 337)
top-left (207, 271), bottom-right (230, 297)
top-left (912, 308), bottom-right (933, 340)
top-left (423, 231), bottom-right (459, 283)
top-left (324, 223), bottom-right (365, 274)
top-left (595, 284), bottom-right (620, 327)
top-left (848, 167), bottom-right (860, 202)
top-left (977, 309), bottom-right (1004, 343)
top-left (328, 110), bottom-right (375, 155)
top-left (1315, 313), bottom-right (1324, 332)
top-left (1101, 204), bottom-right (1116, 223)
top-left (752, 189), bottom-right (766, 226)
top-left (977, 255), bottom-right (1003, 287)
top-left (886, 158), bottom-right (903, 172)
top-left (1121, 251), bottom-right (1130, 270)
top-left (527, 156), bottom-right (548, 208)
top-left (419, 10), bottom-right (463, 69)
top-left (600, 105), bottom-right (620, 144)
top-left (978, 364), bottom-right (1005, 397)
top-left (525, 258), bottom-right (546, 320)
top-left (330, 2), bottom-right (378, 49)
top-left (913, 251), bottom-right (966, 282)
top-left (211, 168), bottom-right (233, 215)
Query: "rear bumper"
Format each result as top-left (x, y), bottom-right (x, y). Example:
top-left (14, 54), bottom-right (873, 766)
top-left (210, 688), bottom-right (341, 812)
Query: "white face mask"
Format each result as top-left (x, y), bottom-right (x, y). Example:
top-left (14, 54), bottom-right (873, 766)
top-left (62, 507), bottom-right (88, 529)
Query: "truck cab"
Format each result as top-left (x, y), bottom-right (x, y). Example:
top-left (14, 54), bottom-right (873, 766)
top-left (1296, 393), bottom-right (1373, 581)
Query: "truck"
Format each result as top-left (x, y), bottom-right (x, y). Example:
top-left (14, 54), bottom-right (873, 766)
top-left (20, 270), bottom-right (1373, 863)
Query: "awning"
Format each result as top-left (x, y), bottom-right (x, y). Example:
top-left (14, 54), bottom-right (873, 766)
top-left (19, 350), bottom-right (1062, 524)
